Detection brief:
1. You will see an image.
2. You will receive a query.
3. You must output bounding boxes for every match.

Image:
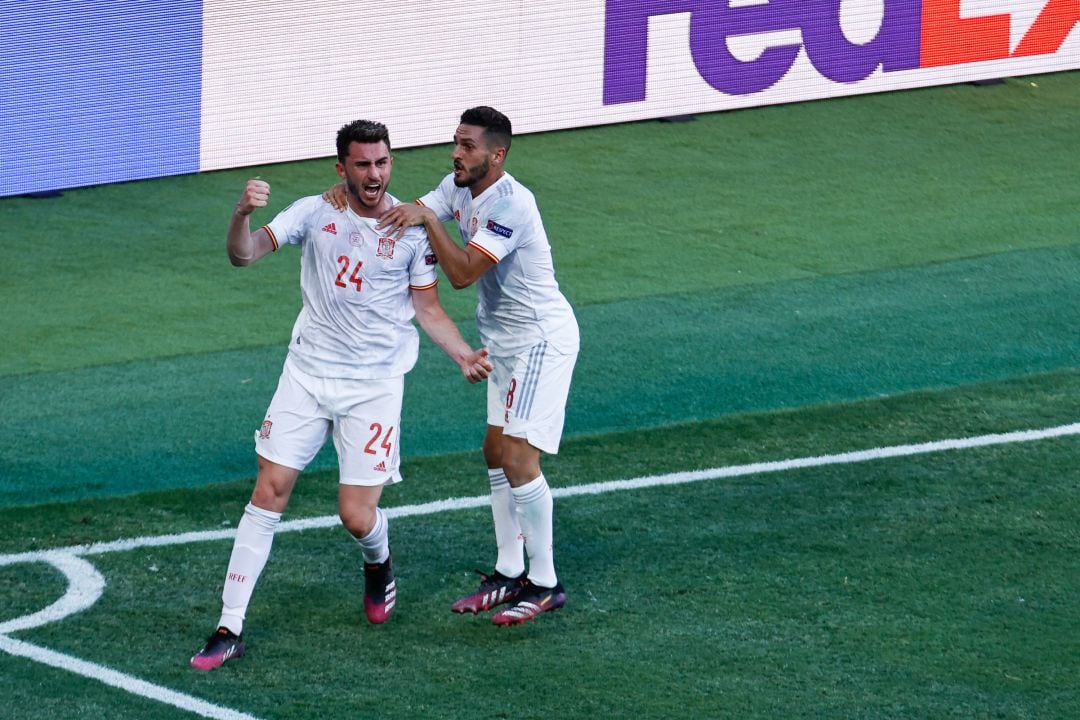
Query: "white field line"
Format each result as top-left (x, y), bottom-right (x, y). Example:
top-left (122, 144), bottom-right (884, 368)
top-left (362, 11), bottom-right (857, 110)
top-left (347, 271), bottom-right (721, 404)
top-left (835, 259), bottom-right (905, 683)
top-left (1, 421), bottom-right (1077, 719)
top-left (0, 635), bottom-right (260, 720)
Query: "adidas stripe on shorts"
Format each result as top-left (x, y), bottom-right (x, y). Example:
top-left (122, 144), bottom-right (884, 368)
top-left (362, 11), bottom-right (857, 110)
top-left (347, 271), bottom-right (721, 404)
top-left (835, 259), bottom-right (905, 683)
top-left (486, 341), bottom-right (577, 455)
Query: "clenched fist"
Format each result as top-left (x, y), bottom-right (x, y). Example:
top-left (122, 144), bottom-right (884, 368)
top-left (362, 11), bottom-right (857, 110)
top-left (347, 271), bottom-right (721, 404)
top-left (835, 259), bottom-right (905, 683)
top-left (236, 179), bottom-right (271, 216)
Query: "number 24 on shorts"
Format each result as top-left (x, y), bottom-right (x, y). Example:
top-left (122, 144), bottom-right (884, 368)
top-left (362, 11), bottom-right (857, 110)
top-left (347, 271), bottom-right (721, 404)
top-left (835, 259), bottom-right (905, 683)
top-left (365, 422), bottom-right (393, 456)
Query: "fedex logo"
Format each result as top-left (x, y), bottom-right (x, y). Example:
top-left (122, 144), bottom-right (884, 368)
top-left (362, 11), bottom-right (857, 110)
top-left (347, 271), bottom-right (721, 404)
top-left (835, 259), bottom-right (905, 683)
top-left (604, 0), bottom-right (1080, 103)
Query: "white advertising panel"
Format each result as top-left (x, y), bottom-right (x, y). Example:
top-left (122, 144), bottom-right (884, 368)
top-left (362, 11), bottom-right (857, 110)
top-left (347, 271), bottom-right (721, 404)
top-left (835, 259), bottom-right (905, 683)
top-left (198, 1), bottom-right (1080, 170)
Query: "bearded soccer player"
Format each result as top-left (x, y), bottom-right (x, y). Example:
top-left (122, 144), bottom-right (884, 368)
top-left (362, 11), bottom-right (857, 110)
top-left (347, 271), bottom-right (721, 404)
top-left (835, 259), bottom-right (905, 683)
top-left (376, 107), bottom-right (580, 626)
top-left (190, 120), bottom-right (491, 670)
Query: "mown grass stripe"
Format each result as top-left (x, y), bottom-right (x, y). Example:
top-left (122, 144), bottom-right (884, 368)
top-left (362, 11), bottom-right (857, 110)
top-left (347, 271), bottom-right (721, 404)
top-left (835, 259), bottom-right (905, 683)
top-left (3, 422), bottom-right (1074, 564)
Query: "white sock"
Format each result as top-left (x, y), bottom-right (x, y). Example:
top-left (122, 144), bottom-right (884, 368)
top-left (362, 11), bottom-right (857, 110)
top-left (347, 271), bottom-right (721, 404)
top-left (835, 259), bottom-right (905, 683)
top-left (353, 507), bottom-right (390, 564)
top-left (512, 474), bottom-right (557, 588)
top-left (219, 503), bottom-right (281, 635)
top-left (489, 468), bottom-right (525, 578)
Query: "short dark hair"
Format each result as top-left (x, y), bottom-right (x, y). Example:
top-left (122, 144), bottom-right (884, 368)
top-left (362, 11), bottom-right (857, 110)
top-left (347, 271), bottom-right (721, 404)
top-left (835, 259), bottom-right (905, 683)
top-left (460, 106), bottom-right (512, 153)
top-left (336, 120), bottom-right (391, 162)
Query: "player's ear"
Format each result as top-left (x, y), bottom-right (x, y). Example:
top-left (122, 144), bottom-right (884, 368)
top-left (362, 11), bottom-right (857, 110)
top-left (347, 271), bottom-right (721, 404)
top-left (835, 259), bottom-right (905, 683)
top-left (335, 162), bottom-right (346, 179)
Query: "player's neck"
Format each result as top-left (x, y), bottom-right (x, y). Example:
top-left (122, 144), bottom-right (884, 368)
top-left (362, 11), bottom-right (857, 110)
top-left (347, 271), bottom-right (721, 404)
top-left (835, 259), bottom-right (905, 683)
top-left (347, 193), bottom-right (389, 219)
top-left (469, 169), bottom-right (505, 199)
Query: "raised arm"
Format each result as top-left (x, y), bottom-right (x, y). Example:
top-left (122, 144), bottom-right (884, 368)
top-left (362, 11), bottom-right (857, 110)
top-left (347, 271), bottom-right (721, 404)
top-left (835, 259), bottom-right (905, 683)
top-left (378, 204), bottom-right (495, 289)
top-left (411, 285), bottom-right (492, 383)
top-left (227, 179), bottom-right (277, 267)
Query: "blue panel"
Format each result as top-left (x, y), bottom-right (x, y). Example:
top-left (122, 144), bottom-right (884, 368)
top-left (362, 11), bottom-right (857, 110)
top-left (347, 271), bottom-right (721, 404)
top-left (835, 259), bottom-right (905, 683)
top-left (0, 1), bottom-right (203, 196)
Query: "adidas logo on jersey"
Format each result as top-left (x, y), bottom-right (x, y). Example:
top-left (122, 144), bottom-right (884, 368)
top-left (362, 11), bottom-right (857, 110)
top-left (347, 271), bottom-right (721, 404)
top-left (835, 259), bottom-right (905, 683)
top-left (373, 461), bottom-right (387, 472)
top-left (322, 222), bottom-right (337, 234)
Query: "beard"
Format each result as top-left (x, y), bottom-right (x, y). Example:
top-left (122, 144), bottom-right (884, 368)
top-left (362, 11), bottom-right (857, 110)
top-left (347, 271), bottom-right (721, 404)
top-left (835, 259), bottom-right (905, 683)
top-left (453, 157), bottom-right (490, 188)
top-left (346, 178), bottom-right (382, 208)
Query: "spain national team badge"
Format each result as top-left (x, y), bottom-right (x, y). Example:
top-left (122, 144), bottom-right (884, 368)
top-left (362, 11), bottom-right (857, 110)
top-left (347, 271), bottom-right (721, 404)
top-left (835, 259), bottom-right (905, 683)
top-left (376, 236), bottom-right (396, 259)
top-left (349, 231), bottom-right (364, 248)
top-left (258, 420), bottom-right (273, 440)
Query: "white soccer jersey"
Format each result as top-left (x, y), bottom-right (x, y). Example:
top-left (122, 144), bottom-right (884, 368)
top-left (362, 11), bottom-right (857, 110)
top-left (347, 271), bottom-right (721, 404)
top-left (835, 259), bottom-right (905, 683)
top-left (263, 194), bottom-right (438, 379)
top-left (418, 172), bottom-right (579, 357)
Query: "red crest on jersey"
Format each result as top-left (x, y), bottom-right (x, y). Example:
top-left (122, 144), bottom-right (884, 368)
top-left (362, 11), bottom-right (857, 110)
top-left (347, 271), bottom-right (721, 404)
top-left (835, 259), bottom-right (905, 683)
top-left (258, 420), bottom-right (272, 440)
top-left (376, 236), bottom-right (396, 259)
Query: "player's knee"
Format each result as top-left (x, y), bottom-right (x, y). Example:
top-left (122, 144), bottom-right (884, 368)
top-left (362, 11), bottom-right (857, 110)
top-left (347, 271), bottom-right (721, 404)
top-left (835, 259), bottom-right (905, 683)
top-left (501, 439), bottom-right (541, 485)
top-left (250, 470), bottom-right (295, 512)
top-left (339, 506), bottom-right (376, 538)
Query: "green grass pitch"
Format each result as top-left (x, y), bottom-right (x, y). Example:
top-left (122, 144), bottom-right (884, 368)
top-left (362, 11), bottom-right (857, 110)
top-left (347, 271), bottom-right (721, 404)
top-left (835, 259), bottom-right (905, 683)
top-left (1, 72), bottom-right (1078, 719)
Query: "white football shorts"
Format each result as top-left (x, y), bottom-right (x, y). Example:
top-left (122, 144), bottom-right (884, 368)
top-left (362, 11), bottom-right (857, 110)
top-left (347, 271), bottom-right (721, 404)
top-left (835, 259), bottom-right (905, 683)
top-left (254, 358), bottom-right (404, 486)
top-left (486, 341), bottom-right (577, 454)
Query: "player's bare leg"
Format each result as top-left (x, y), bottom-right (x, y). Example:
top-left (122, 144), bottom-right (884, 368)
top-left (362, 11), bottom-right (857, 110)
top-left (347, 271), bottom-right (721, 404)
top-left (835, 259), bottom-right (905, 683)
top-left (340, 484), bottom-right (396, 623)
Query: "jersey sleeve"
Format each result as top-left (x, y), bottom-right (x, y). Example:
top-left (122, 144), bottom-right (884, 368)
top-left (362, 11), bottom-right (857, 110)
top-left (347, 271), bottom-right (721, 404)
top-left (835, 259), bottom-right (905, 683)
top-left (406, 228), bottom-right (439, 290)
top-left (263, 196), bottom-right (321, 248)
top-left (416, 174), bottom-right (455, 223)
top-left (466, 196), bottom-right (518, 264)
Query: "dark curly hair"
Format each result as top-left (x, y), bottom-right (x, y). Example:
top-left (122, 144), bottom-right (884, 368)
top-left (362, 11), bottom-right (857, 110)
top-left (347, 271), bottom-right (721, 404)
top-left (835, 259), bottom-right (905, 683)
top-left (460, 106), bottom-right (512, 153)
top-left (336, 120), bottom-right (391, 162)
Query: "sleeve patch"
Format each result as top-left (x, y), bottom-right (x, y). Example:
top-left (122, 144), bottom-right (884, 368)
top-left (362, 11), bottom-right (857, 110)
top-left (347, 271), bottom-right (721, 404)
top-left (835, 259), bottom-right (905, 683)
top-left (486, 219), bottom-right (514, 238)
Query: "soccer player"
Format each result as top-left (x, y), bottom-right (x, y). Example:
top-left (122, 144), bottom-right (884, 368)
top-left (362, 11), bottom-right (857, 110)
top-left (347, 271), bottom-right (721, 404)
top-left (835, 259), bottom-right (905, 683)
top-left (376, 106), bottom-right (580, 626)
top-left (190, 120), bottom-right (492, 671)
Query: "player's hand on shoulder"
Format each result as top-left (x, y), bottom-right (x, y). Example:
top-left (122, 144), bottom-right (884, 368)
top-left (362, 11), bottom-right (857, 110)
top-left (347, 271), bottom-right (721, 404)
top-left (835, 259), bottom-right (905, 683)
top-left (378, 203), bottom-right (431, 239)
top-left (322, 182), bottom-right (348, 211)
top-left (236, 178), bottom-right (270, 216)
